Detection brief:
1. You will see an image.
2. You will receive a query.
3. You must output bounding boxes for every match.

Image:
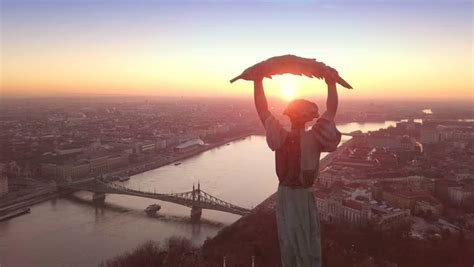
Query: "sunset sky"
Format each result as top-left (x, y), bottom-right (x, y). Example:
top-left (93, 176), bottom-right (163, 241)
top-left (1, 0), bottom-right (472, 100)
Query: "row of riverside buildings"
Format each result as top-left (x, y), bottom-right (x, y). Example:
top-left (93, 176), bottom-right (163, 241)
top-left (39, 136), bottom-right (206, 182)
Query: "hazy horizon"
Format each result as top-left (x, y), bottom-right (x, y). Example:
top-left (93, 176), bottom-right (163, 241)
top-left (1, 93), bottom-right (474, 113)
top-left (1, 91), bottom-right (473, 103)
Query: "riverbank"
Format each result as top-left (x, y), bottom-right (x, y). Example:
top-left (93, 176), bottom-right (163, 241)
top-left (0, 208), bottom-right (31, 222)
top-left (0, 191), bottom-right (61, 219)
top-left (0, 131), bottom-right (256, 219)
top-left (104, 131), bottom-right (257, 179)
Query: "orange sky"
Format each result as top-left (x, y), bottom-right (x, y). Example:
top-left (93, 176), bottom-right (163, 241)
top-left (1, 1), bottom-right (472, 101)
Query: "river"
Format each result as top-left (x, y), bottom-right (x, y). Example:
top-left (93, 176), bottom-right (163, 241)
top-left (0, 120), bottom-right (402, 267)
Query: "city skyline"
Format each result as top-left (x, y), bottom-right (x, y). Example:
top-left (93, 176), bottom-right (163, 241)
top-left (1, 0), bottom-right (472, 101)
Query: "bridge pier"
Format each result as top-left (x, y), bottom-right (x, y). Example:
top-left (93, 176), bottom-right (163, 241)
top-left (190, 206), bottom-right (202, 222)
top-left (92, 192), bottom-right (106, 203)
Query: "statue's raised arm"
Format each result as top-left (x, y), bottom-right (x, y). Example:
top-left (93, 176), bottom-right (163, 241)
top-left (253, 77), bottom-right (271, 125)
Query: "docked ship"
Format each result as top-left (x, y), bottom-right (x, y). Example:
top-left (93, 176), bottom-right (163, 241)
top-left (0, 208), bottom-right (31, 222)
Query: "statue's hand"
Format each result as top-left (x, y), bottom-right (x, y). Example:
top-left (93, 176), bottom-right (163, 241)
top-left (253, 74), bottom-right (265, 82)
top-left (324, 66), bottom-right (339, 86)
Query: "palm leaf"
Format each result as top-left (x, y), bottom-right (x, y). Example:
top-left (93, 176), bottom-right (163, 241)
top-left (230, 54), bottom-right (353, 89)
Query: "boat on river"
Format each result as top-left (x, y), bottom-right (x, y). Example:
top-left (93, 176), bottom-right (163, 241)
top-left (145, 204), bottom-right (161, 216)
top-left (119, 176), bottom-right (130, 182)
top-left (174, 162), bottom-right (182, 166)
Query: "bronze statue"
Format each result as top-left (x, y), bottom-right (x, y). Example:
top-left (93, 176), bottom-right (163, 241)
top-left (231, 55), bottom-right (352, 267)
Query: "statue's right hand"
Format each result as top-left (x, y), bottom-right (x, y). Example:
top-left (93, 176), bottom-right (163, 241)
top-left (324, 66), bottom-right (339, 85)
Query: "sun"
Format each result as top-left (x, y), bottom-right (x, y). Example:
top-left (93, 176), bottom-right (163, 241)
top-left (275, 74), bottom-right (300, 100)
top-left (281, 83), bottom-right (296, 100)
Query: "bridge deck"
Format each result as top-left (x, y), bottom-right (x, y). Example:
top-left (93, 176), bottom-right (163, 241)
top-left (59, 180), bottom-right (250, 216)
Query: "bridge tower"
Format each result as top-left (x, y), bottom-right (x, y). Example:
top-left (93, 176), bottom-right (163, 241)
top-left (190, 182), bottom-right (202, 221)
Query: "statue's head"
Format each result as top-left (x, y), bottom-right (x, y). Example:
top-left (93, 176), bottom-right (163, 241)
top-left (283, 99), bottom-right (319, 126)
